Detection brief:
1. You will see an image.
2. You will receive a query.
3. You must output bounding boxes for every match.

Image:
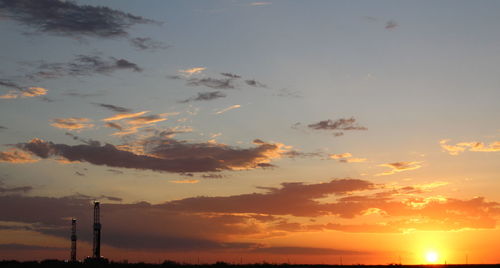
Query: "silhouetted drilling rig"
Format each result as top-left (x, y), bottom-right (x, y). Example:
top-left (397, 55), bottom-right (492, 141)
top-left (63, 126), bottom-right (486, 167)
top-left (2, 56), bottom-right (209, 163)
top-left (69, 201), bottom-right (108, 264)
top-left (70, 218), bottom-right (77, 262)
top-left (93, 201), bottom-right (102, 259)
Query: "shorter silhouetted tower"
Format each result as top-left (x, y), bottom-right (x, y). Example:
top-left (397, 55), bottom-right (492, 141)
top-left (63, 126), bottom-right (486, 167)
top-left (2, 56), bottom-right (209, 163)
top-left (92, 201), bottom-right (101, 259)
top-left (70, 218), bottom-right (77, 262)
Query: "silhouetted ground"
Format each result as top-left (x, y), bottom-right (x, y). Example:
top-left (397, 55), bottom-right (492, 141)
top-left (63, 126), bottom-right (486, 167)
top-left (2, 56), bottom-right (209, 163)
top-left (1, 260), bottom-right (499, 268)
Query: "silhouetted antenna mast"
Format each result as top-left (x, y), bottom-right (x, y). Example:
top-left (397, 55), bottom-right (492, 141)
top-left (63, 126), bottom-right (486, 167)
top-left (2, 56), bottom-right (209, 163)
top-left (70, 218), bottom-right (77, 262)
top-left (92, 201), bottom-right (101, 259)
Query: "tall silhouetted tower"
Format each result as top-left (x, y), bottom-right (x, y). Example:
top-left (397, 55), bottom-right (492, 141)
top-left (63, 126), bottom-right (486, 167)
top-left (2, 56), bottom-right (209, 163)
top-left (70, 218), bottom-right (77, 262)
top-left (92, 201), bottom-right (101, 259)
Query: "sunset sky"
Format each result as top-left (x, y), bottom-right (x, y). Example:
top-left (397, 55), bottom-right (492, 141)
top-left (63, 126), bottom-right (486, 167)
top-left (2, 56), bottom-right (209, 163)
top-left (0, 0), bottom-right (499, 264)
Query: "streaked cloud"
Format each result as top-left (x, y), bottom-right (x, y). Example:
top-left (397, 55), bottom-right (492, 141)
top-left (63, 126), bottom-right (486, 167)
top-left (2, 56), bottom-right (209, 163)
top-left (329, 153), bottom-right (352, 159)
top-left (29, 55), bottom-right (142, 80)
top-left (126, 114), bottom-right (167, 126)
top-left (104, 122), bottom-right (124, 131)
top-left (170, 179), bottom-right (200, 184)
top-left (220, 72), bottom-right (241, 78)
top-left (102, 111), bottom-right (149, 122)
top-left (440, 139), bottom-right (500, 155)
top-left (215, 104), bottom-right (241, 115)
top-left (129, 37), bottom-right (168, 50)
top-left (179, 91), bottom-right (226, 103)
top-left (50, 117), bottom-right (94, 131)
top-left (0, 0), bottom-right (157, 39)
top-left (0, 79), bottom-right (24, 91)
top-left (245, 79), bottom-right (266, 88)
top-left (0, 87), bottom-right (48, 99)
top-left (201, 174), bottom-right (224, 179)
top-left (178, 67), bottom-right (206, 76)
top-left (0, 149), bottom-right (38, 163)
top-left (16, 137), bottom-right (288, 173)
top-left (103, 112), bottom-right (172, 136)
top-left (376, 161), bottom-right (422, 176)
top-left (329, 153), bottom-right (367, 163)
top-left (187, 77), bottom-right (235, 89)
top-left (250, 2), bottom-right (272, 6)
top-left (385, 20), bottom-right (398, 29)
top-left (93, 103), bottom-right (132, 113)
top-left (295, 117), bottom-right (367, 136)
top-left (169, 71), bottom-right (266, 89)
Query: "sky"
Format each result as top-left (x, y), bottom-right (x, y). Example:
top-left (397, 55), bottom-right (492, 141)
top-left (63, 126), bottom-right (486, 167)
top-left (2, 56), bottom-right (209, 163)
top-left (0, 0), bottom-right (499, 265)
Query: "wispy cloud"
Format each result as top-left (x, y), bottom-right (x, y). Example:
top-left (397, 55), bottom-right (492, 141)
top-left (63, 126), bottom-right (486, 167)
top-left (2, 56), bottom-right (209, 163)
top-left (169, 71), bottom-right (266, 90)
top-left (201, 174), bottom-right (224, 179)
top-left (50, 117), bottom-right (94, 131)
top-left (376, 161), bottom-right (422, 176)
top-left (245, 79), bottom-right (266, 88)
top-left (129, 37), bottom-right (168, 51)
top-left (187, 77), bottom-right (236, 89)
top-left (93, 103), bottom-right (132, 113)
top-left (250, 2), bottom-right (272, 6)
top-left (385, 20), bottom-right (398, 29)
top-left (215, 104), bottom-right (241, 115)
top-left (104, 122), bottom-right (123, 131)
top-left (0, 0), bottom-right (158, 39)
top-left (294, 117), bottom-right (367, 136)
top-left (0, 87), bottom-right (47, 99)
top-left (112, 114), bottom-right (170, 136)
top-left (329, 153), bottom-right (367, 163)
top-left (29, 55), bottom-right (142, 80)
top-left (220, 72), bottom-right (241, 78)
top-left (440, 139), bottom-right (500, 155)
top-left (101, 108), bottom-right (176, 136)
top-left (179, 91), bottom-right (226, 103)
top-left (170, 179), bottom-right (200, 184)
top-left (0, 79), bottom-right (24, 91)
top-left (102, 111), bottom-right (149, 122)
top-left (178, 67), bottom-right (206, 76)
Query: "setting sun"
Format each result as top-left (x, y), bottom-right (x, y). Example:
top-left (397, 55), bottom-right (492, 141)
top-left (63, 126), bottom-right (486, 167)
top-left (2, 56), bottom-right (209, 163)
top-left (425, 251), bottom-right (439, 263)
top-left (1, 0), bottom-right (500, 265)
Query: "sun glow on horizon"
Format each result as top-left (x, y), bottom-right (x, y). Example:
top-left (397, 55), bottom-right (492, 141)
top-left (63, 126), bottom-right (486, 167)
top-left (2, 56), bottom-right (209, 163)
top-left (425, 251), bottom-right (439, 263)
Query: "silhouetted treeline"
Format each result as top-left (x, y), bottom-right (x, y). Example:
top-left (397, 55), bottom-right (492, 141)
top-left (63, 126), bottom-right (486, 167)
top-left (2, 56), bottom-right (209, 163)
top-left (0, 260), bottom-right (499, 268)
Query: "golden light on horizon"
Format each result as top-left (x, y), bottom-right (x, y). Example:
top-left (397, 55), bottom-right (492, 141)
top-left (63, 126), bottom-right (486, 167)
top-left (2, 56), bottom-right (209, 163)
top-left (425, 251), bottom-right (439, 263)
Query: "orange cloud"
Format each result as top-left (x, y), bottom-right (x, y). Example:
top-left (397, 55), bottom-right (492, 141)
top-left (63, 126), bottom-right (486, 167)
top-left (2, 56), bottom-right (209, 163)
top-left (0, 149), bottom-right (38, 163)
top-left (102, 111), bottom-right (148, 122)
top-left (329, 153), bottom-right (367, 163)
top-left (440, 139), bottom-right (500, 155)
top-left (126, 115), bottom-right (167, 126)
top-left (376, 161), bottom-right (422, 176)
top-left (329, 153), bottom-right (352, 159)
top-left (103, 111), bottom-right (178, 136)
top-left (0, 87), bottom-right (48, 99)
top-left (50, 117), bottom-right (94, 131)
top-left (342, 157), bottom-right (367, 163)
top-left (178, 67), bottom-right (206, 76)
top-left (170, 179), bottom-right (200, 184)
top-left (215, 104), bottom-right (241, 115)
